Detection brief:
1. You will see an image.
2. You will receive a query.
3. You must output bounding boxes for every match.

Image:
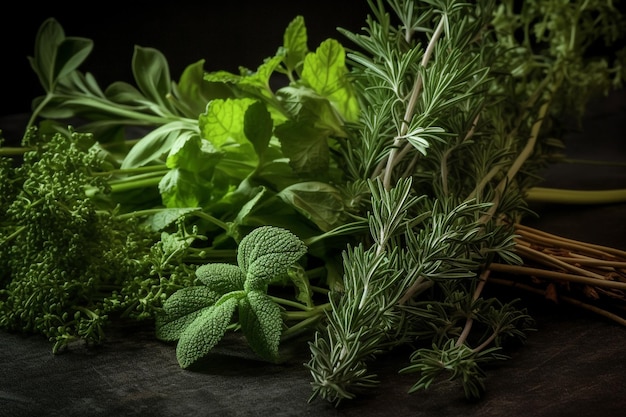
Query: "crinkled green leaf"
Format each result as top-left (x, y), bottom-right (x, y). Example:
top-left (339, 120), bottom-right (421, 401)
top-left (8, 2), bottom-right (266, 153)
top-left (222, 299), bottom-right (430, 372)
top-left (237, 226), bottom-right (307, 291)
top-left (277, 181), bottom-right (345, 232)
top-left (155, 286), bottom-right (220, 342)
top-left (195, 263), bottom-right (245, 294)
top-left (176, 296), bottom-right (238, 369)
top-left (238, 55), bottom-right (284, 101)
top-left (301, 38), bottom-right (359, 122)
top-left (239, 290), bottom-right (283, 362)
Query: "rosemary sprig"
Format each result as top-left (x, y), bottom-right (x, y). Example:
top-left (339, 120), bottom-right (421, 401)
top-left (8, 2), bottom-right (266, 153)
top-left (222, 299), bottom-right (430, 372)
top-left (306, 0), bottom-right (626, 405)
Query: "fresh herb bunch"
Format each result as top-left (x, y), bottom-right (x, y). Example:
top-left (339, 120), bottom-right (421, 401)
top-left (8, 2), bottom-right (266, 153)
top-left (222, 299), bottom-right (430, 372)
top-left (1, 0), bottom-right (625, 408)
top-left (306, 0), bottom-right (626, 405)
top-left (1, 13), bottom-right (366, 357)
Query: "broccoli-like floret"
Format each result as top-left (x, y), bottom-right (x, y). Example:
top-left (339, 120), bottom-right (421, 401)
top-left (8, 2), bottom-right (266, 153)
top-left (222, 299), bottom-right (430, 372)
top-left (0, 128), bottom-right (196, 352)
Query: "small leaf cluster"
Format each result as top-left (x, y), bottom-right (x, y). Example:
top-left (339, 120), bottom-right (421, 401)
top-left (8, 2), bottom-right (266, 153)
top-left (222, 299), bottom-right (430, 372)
top-left (155, 226), bottom-right (307, 368)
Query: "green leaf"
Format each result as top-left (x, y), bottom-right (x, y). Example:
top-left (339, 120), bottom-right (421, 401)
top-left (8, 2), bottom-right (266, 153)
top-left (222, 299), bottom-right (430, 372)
top-left (204, 55), bottom-right (283, 103)
top-left (275, 120), bottom-right (329, 176)
top-left (143, 208), bottom-right (202, 232)
top-left (199, 98), bottom-right (256, 147)
top-left (276, 86), bottom-right (347, 136)
top-left (301, 39), bottom-right (359, 122)
top-left (283, 15), bottom-right (309, 74)
top-left (155, 286), bottom-right (220, 342)
top-left (243, 101), bottom-right (273, 158)
top-left (29, 18), bottom-right (93, 92)
top-left (237, 226), bottom-right (307, 291)
top-left (176, 296), bottom-right (238, 369)
top-left (195, 263), bottom-right (245, 294)
top-left (238, 55), bottom-right (284, 100)
top-left (287, 263), bottom-right (314, 307)
top-left (158, 167), bottom-right (215, 208)
top-left (165, 134), bottom-right (223, 174)
top-left (31, 18), bottom-right (65, 91)
top-left (105, 80), bottom-right (150, 105)
top-left (132, 46), bottom-right (173, 110)
top-left (54, 38), bottom-right (94, 82)
top-left (277, 182), bottom-right (345, 232)
top-left (121, 121), bottom-right (197, 168)
top-left (239, 290), bottom-right (283, 362)
top-left (173, 59), bottom-right (233, 118)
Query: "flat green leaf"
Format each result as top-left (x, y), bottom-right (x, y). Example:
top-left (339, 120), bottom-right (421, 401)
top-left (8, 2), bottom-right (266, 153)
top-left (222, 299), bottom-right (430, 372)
top-left (121, 121), bottom-right (196, 168)
top-left (176, 297), bottom-right (238, 369)
top-left (287, 263), bottom-right (314, 307)
top-left (237, 226), bottom-right (307, 291)
top-left (165, 134), bottom-right (223, 174)
top-left (173, 59), bottom-right (232, 118)
top-left (32, 18), bottom-right (65, 90)
top-left (195, 263), bottom-right (245, 294)
top-left (283, 15), bottom-right (309, 74)
top-left (132, 46), bottom-right (173, 110)
top-left (277, 182), bottom-right (345, 232)
top-left (301, 39), bottom-right (359, 122)
top-left (199, 98), bottom-right (255, 147)
top-left (155, 286), bottom-right (220, 342)
top-left (243, 101), bottom-right (273, 158)
top-left (54, 37), bottom-right (94, 82)
top-left (158, 167), bottom-right (215, 208)
top-left (276, 86), bottom-right (346, 136)
top-left (143, 207), bottom-right (202, 232)
top-left (104, 81), bottom-right (147, 105)
top-left (239, 290), bottom-right (283, 362)
top-left (274, 120), bottom-right (329, 176)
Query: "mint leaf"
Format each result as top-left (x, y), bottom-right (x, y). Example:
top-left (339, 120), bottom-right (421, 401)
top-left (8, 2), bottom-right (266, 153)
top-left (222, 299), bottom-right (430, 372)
top-left (243, 101), bottom-right (273, 159)
top-left (144, 207), bottom-right (202, 232)
top-left (301, 39), bottom-right (359, 122)
top-left (275, 120), bottom-right (329, 176)
top-left (199, 97), bottom-right (255, 147)
top-left (165, 134), bottom-right (222, 174)
top-left (239, 290), bottom-right (283, 362)
top-left (283, 15), bottom-right (309, 75)
top-left (277, 182), bottom-right (345, 232)
top-left (173, 59), bottom-right (232, 118)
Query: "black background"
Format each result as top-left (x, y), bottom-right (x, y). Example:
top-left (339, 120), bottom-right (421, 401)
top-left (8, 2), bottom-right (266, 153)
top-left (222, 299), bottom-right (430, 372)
top-left (1, 1), bottom-right (372, 116)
